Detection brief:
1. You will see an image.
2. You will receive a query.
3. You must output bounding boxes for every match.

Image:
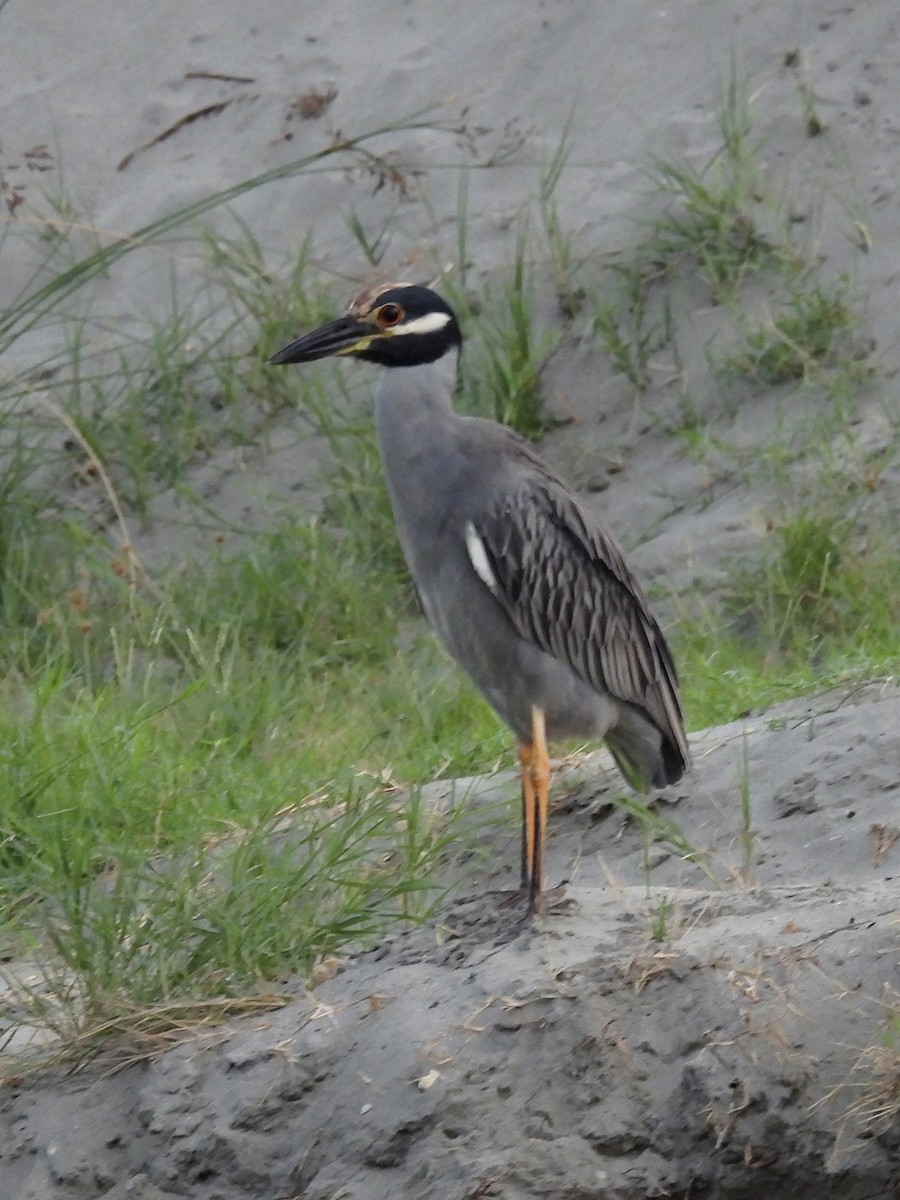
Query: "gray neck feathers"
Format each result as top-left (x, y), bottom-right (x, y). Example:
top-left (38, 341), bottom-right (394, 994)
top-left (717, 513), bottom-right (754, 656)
top-left (434, 343), bottom-right (461, 395)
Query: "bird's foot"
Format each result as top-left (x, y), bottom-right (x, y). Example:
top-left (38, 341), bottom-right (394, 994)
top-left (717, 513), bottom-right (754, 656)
top-left (499, 877), bottom-right (570, 918)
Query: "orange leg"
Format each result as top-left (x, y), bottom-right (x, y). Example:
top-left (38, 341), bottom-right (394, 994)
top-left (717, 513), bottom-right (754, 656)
top-left (518, 743), bottom-right (536, 892)
top-left (517, 706), bottom-right (551, 915)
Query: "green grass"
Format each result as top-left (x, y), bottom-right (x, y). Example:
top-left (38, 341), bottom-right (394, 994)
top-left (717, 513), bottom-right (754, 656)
top-left (676, 510), bottom-right (900, 728)
top-left (538, 112), bottom-right (585, 319)
top-left (0, 107), bottom-right (522, 1059)
top-left (581, 63), bottom-right (839, 392)
top-left (587, 259), bottom-right (664, 390)
top-left (0, 515), bottom-right (509, 1057)
top-left (720, 278), bottom-right (856, 386)
top-left (640, 64), bottom-right (798, 300)
top-left (453, 226), bottom-right (562, 437)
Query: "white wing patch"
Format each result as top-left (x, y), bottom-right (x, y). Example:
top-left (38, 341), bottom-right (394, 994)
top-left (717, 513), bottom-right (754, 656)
top-left (465, 523), bottom-right (498, 594)
top-left (392, 310), bottom-right (453, 336)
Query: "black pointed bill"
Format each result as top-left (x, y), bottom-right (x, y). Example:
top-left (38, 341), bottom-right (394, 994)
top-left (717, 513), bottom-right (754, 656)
top-left (269, 314), bottom-right (377, 365)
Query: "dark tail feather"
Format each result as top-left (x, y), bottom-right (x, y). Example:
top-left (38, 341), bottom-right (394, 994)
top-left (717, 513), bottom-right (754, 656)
top-left (606, 712), bottom-right (688, 792)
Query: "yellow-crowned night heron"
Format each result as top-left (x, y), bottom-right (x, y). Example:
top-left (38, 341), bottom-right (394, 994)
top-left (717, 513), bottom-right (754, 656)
top-left (270, 282), bottom-right (690, 913)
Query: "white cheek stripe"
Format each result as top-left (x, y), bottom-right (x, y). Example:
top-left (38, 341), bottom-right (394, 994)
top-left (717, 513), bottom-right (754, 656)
top-left (465, 523), bottom-right (498, 594)
top-left (392, 310), bottom-right (453, 336)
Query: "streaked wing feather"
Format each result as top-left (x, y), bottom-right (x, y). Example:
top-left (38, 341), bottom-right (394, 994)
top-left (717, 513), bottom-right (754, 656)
top-left (471, 465), bottom-right (688, 763)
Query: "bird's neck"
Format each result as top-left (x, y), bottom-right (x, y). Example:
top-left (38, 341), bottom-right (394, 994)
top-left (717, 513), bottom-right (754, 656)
top-left (374, 348), bottom-right (460, 418)
top-left (417, 345), bottom-right (460, 398)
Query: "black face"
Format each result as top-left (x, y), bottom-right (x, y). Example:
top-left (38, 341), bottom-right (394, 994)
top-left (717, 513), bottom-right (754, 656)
top-left (269, 283), bottom-right (463, 369)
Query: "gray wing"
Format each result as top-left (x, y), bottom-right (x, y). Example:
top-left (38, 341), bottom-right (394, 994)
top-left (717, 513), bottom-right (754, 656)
top-left (468, 465), bottom-right (689, 771)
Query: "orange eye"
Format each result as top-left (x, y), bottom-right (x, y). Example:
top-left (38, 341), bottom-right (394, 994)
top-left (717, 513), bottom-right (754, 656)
top-left (378, 303), bottom-right (403, 326)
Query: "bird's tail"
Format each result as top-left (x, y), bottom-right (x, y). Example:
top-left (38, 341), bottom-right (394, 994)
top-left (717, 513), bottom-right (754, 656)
top-left (606, 736), bottom-right (653, 792)
top-left (606, 708), bottom-right (688, 792)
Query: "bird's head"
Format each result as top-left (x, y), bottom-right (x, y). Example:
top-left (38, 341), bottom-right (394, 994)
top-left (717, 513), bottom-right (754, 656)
top-left (269, 282), bottom-right (462, 368)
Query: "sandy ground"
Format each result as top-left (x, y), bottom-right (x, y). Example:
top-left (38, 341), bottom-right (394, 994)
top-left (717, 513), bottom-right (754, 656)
top-left (1, 1), bottom-right (899, 1196)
